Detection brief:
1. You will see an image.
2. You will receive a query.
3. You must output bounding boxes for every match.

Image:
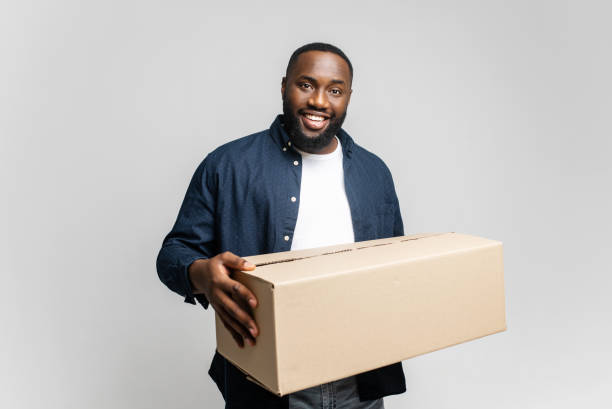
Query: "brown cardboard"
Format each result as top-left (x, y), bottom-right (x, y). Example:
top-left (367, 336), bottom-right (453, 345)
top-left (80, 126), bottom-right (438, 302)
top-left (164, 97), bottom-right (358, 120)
top-left (215, 232), bottom-right (506, 396)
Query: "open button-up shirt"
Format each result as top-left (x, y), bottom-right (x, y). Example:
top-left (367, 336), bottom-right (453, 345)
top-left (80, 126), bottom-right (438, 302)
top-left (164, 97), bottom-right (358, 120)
top-left (156, 115), bottom-right (406, 408)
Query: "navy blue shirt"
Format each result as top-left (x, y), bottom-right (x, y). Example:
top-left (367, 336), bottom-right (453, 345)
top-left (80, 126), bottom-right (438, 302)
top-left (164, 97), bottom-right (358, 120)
top-left (157, 115), bottom-right (406, 408)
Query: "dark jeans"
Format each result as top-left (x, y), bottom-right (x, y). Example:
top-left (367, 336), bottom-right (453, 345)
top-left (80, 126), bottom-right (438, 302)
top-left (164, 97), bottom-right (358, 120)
top-left (288, 376), bottom-right (385, 409)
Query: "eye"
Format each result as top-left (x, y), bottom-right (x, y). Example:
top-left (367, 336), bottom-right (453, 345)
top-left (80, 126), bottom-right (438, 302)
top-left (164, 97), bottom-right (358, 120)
top-left (330, 88), bottom-right (342, 95)
top-left (299, 82), bottom-right (312, 89)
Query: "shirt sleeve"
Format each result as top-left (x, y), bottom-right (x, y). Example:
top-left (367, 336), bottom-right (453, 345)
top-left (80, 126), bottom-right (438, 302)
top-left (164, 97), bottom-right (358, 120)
top-left (156, 156), bottom-right (218, 308)
top-left (386, 166), bottom-right (404, 237)
top-left (392, 193), bottom-right (404, 237)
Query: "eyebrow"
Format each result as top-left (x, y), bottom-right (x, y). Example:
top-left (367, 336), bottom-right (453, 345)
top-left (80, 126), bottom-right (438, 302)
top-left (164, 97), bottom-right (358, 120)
top-left (297, 75), bottom-right (347, 86)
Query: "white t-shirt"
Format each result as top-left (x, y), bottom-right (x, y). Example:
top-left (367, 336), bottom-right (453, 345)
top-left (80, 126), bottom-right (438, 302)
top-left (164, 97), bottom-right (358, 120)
top-left (290, 137), bottom-right (355, 251)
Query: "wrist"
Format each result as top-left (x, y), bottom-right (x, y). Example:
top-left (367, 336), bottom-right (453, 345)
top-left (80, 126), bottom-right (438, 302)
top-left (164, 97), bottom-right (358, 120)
top-left (188, 258), bottom-right (209, 295)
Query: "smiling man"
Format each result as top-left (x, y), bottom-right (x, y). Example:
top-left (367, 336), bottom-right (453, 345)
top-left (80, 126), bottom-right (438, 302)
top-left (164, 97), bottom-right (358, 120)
top-left (157, 43), bottom-right (405, 409)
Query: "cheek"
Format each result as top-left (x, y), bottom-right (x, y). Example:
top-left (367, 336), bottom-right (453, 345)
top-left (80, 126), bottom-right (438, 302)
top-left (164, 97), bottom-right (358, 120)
top-left (284, 94), bottom-right (299, 110)
top-left (332, 99), bottom-right (349, 114)
top-left (286, 94), bottom-right (304, 110)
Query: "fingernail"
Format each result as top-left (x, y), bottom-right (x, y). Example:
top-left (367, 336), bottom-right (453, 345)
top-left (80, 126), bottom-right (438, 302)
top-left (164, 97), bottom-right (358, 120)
top-left (244, 261), bottom-right (255, 268)
top-left (249, 298), bottom-right (256, 308)
top-left (246, 338), bottom-right (254, 346)
top-left (249, 327), bottom-right (257, 337)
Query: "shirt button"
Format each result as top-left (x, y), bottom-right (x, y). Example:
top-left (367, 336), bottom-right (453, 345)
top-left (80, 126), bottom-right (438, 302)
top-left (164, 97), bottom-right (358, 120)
top-left (282, 147), bottom-right (287, 152)
top-left (293, 160), bottom-right (299, 166)
top-left (284, 235), bottom-right (290, 241)
top-left (288, 141), bottom-right (292, 146)
top-left (291, 196), bottom-right (296, 202)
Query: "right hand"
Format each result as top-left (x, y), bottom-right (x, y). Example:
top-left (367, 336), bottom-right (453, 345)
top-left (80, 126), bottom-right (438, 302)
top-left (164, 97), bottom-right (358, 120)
top-left (188, 251), bottom-right (259, 348)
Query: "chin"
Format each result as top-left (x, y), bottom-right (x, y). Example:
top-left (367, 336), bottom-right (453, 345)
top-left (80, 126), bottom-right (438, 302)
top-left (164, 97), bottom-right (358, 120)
top-left (300, 127), bottom-right (327, 139)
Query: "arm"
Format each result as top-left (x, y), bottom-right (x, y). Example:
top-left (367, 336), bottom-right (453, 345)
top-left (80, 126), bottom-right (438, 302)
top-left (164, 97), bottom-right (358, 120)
top-left (156, 157), bottom-right (217, 306)
top-left (156, 157), bottom-right (259, 347)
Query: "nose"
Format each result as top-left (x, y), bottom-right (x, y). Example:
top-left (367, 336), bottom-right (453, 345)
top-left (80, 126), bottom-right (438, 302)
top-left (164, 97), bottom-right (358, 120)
top-left (308, 88), bottom-right (330, 110)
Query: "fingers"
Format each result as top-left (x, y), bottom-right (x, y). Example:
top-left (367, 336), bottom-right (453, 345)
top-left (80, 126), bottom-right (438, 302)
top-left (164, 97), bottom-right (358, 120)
top-left (208, 251), bottom-right (260, 349)
top-left (217, 291), bottom-right (258, 339)
top-left (228, 279), bottom-right (258, 309)
top-left (215, 300), bottom-right (256, 346)
top-left (219, 251), bottom-right (256, 272)
top-left (219, 313), bottom-right (244, 348)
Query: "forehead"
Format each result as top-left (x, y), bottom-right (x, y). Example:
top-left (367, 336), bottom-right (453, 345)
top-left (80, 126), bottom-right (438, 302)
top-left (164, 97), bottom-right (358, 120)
top-left (289, 50), bottom-right (351, 83)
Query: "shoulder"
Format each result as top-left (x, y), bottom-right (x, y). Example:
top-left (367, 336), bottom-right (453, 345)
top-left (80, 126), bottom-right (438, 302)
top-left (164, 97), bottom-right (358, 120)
top-left (186, 126), bottom-right (275, 192)
top-left (207, 129), bottom-right (270, 164)
top-left (193, 128), bottom-right (272, 176)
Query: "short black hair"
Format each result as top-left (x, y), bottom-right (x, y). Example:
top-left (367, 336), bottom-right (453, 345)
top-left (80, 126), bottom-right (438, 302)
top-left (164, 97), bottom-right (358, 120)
top-left (285, 42), bottom-right (353, 80)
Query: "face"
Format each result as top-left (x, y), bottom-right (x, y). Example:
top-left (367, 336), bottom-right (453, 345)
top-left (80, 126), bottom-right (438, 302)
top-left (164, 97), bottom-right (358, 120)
top-left (281, 50), bottom-right (352, 153)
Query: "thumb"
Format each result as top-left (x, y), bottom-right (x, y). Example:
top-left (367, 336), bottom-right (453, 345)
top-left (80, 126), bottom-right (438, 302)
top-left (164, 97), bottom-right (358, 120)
top-left (220, 251), bottom-right (256, 271)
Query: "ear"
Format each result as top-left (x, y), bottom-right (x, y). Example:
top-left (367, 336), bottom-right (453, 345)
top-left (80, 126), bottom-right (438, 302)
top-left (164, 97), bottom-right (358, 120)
top-left (347, 88), bottom-right (353, 105)
top-left (281, 76), bottom-right (286, 97)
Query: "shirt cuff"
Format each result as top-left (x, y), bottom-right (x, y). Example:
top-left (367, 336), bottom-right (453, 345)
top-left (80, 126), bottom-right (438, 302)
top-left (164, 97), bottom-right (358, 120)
top-left (194, 294), bottom-right (210, 309)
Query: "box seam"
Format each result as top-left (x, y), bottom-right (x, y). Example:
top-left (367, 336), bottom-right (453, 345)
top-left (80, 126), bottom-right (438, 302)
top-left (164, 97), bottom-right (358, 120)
top-left (275, 241), bottom-right (503, 287)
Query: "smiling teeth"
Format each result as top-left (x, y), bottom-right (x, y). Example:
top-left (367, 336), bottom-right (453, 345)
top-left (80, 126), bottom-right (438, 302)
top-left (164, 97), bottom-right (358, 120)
top-left (305, 114), bottom-right (325, 121)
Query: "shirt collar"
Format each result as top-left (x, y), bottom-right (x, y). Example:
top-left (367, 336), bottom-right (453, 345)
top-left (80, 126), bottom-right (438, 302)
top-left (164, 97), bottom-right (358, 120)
top-left (270, 114), bottom-right (354, 158)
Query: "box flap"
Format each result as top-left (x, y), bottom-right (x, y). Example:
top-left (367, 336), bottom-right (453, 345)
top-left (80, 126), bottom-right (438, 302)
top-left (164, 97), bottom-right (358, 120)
top-left (243, 233), bottom-right (438, 266)
top-left (242, 233), bottom-right (500, 286)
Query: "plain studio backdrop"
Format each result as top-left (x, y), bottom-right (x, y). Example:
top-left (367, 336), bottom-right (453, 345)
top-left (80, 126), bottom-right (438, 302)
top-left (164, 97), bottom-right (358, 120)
top-left (1, 1), bottom-right (610, 408)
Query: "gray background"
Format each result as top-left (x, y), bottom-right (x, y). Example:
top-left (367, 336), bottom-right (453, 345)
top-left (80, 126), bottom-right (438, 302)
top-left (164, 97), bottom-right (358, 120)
top-left (2, 0), bottom-right (610, 408)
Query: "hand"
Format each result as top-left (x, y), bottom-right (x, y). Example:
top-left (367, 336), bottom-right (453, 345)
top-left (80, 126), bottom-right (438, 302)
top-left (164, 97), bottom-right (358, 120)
top-left (188, 251), bottom-right (259, 348)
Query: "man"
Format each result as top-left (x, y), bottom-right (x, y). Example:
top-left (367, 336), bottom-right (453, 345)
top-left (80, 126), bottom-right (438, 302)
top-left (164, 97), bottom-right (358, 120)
top-left (157, 43), bottom-right (405, 409)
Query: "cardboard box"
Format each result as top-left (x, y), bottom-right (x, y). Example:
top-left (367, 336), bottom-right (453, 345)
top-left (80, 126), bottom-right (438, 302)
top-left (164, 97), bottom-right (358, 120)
top-left (215, 232), bottom-right (506, 396)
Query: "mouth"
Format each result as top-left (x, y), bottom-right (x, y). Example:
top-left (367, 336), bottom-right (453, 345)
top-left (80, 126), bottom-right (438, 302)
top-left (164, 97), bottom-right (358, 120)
top-left (299, 111), bottom-right (330, 131)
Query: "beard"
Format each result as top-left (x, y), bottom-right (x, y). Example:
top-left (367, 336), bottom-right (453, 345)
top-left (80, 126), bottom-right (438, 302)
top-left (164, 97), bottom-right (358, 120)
top-left (282, 93), bottom-right (347, 153)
